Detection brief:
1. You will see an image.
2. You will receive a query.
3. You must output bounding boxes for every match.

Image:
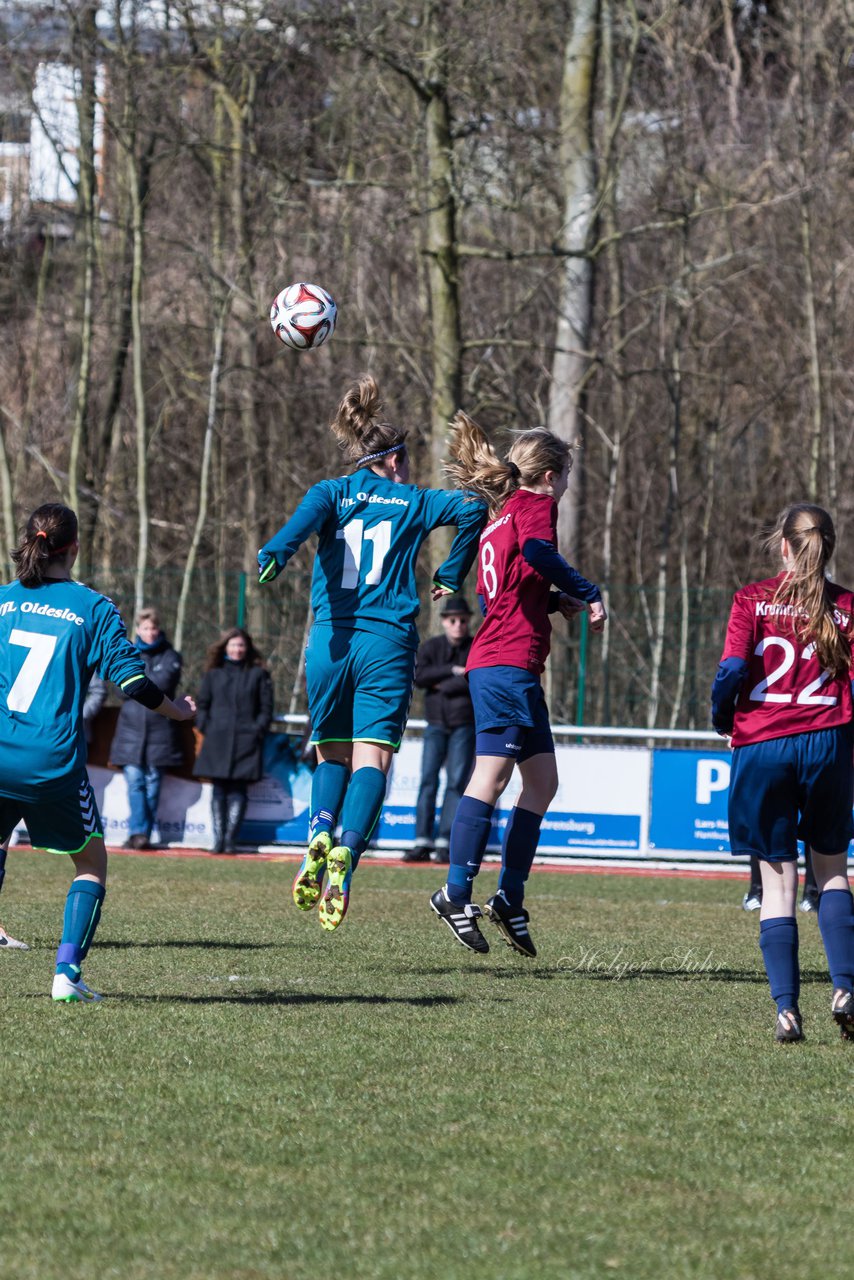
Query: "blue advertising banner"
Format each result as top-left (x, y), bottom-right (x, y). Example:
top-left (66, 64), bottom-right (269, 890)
top-left (648, 749), bottom-right (731, 854)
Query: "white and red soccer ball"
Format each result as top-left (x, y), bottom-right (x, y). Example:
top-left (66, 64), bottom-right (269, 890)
top-left (269, 282), bottom-right (337, 350)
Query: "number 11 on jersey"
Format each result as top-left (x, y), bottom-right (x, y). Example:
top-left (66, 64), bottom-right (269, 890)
top-left (337, 519), bottom-right (392, 589)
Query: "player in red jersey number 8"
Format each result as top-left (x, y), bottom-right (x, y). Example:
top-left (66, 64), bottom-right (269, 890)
top-left (429, 414), bottom-right (605, 958)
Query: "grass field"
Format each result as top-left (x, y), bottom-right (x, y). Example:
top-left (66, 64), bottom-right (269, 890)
top-left (1, 849), bottom-right (852, 1280)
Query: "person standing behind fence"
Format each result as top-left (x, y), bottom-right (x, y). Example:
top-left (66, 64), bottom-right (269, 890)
top-left (258, 374), bottom-right (486, 932)
top-left (711, 503), bottom-right (854, 1044)
top-left (429, 414), bottom-right (605, 958)
top-left (193, 628), bottom-right (274, 854)
top-left (0, 503), bottom-right (195, 1001)
top-left (406, 595), bottom-right (475, 864)
top-left (109, 607), bottom-right (183, 850)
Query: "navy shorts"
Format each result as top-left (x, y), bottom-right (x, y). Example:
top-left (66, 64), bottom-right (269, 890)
top-left (728, 725), bottom-right (854, 862)
top-left (0, 773), bottom-right (103, 855)
top-left (468, 665), bottom-right (554, 762)
top-left (305, 624), bottom-right (415, 749)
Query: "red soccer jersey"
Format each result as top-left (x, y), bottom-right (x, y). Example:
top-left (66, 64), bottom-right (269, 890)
top-left (721, 572), bottom-right (854, 747)
top-left (467, 489), bottom-right (557, 676)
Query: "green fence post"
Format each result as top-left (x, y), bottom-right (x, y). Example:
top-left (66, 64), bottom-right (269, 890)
top-left (237, 571), bottom-right (247, 628)
top-left (576, 609), bottom-right (589, 729)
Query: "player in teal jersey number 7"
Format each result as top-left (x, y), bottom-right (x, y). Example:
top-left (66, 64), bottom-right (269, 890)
top-left (0, 504), bottom-right (196, 1003)
top-left (259, 375), bottom-right (486, 932)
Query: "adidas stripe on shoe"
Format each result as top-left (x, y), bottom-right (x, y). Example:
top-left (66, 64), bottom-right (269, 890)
top-left (831, 989), bottom-right (854, 1041)
top-left (292, 830), bottom-right (332, 911)
top-left (484, 891), bottom-right (537, 958)
top-left (429, 887), bottom-right (489, 954)
top-left (774, 1007), bottom-right (803, 1044)
top-left (51, 974), bottom-right (102, 1004)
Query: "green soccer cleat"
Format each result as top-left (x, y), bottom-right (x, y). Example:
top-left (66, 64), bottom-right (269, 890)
top-left (292, 831), bottom-right (332, 911)
top-left (318, 846), bottom-right (352, 932)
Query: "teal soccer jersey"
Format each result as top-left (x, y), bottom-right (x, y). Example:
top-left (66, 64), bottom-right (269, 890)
top-left (259, 468), bottom-right (486, 648)
top-left (0, 578), bottom-right (147, 800)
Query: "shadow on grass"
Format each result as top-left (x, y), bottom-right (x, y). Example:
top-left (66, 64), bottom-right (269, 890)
top-left (110, 990), bottom-right (463, 1007)
top-left (490, 965), bottom-right (834, 985)
top-left (96, 939), bottom-right (283, 951)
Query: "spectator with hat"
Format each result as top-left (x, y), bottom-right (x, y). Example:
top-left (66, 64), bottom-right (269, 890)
top-left (407, 596), bottom-right (476, 863)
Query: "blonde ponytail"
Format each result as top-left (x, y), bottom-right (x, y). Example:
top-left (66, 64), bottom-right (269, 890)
top-left (444, 413), bottom-right (573, 517)
top-left (769, 503), bottom-right (850, 678)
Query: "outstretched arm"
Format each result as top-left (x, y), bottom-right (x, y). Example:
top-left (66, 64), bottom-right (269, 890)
top-left (258, 482), bottom-right (335, 584)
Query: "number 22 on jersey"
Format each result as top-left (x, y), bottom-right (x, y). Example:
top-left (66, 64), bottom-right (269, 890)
top-left (337, 519), bottom-right (392, 590)
top-left (749, 637), bottom-right (836, 707)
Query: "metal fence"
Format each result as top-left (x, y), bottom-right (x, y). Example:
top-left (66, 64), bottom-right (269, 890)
top-left (71, 567), bottom-right (732, 731)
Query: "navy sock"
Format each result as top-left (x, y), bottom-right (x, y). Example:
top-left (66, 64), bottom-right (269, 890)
top-left (309, 761), bottom-right (349, 840)
top-left (498, 807), bottom-right (543, 907)
top-left (447, 796), bottom-right (494, 904)
top-left (759, 916), bottom-right (799, 1013)
top-left (55, 879), bottom-right (105, 981)
top-left (817, 888), bottom-right (854, 993)
top-left (340, 766), bottom-right (387, 869)
top-left (0, 844), bottom-right (6, 895)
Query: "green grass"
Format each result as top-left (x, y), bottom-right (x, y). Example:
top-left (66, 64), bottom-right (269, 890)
top-left (1, 851), bottom-right (852, 1280)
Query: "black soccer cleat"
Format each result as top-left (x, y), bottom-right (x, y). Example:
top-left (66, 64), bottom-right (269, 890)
top-left (484, 891), bottom-right (537, 958)
top-left (831, 989), bottom-right (854, 1042)
top-left (429, 887), bottom-right (489, 954)
top-left (774, 1007), bottom-right (804, 1044)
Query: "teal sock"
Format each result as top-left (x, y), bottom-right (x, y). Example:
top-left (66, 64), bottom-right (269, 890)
top-left (55, 879), bottom-right (105, 981)
top-left (309, 761), bottom-right (349, 840)
top-left (340, 766), bottom-right (387, 869)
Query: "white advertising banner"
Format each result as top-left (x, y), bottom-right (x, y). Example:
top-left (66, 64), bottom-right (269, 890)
top-left (375, 740), bottom-right (650, 857)
top-left (10, 735), bottom-right (751, 864)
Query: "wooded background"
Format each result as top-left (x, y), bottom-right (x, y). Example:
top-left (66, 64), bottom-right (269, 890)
top-left (1, 0), bottom-right (852, 726)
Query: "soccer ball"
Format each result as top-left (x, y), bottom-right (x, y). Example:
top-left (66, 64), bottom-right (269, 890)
top-left (269, 282), bottom-right (337, 350)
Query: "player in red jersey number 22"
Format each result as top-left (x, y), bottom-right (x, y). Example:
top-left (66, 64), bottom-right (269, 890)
top-left (712, 503), bottom-right (854, 1044)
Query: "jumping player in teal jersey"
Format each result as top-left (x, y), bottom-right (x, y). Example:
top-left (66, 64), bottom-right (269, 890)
top-left (0, 504), bottom-right (196, 1002)
top-left (259, 375), bottom-right (486, 932)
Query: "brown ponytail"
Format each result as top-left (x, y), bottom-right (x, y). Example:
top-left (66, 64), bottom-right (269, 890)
top-left (330, 374), bottom-right (408, 466)
top-left (11, 503), bottom-right (78, 587)
top-left (444, 413), bottom-right (572, 518)
top-left (768, 503), bottom-right (850, 678)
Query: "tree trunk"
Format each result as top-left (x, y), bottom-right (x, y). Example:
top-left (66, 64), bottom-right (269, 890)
top-left (423, 0), bottom-right (462, 490)
top-left (67, 2), bottom-right (99, 538)
top-left (129, 145), bottom-right (149, 616)
top-left (175, 304), bottom-right (226, 651)
top-left (548, 0), bottom-right (599, 559)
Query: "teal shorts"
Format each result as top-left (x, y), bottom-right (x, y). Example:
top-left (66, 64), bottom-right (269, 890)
top-left (305, 625), bottom-right (415, 749)
top-left (0, 773), bottom-right (103, 854)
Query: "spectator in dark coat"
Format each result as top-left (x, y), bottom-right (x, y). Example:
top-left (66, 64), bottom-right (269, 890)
top-left (193, 628), bottom-right (274, 854)
top-left (407, 595), bottom-right (476, 864)
top-left (109, 608), bottom-right (183, 850)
